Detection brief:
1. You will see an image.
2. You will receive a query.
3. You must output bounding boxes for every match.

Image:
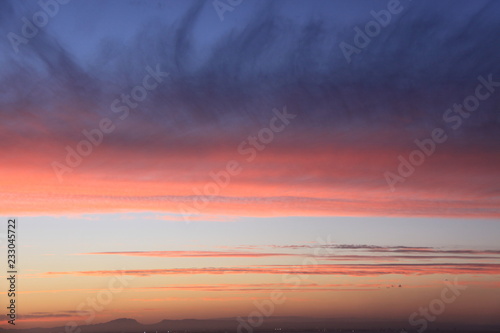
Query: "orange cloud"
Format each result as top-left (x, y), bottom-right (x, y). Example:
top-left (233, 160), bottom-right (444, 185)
top-left (44, 263), bottom-right (500, 277)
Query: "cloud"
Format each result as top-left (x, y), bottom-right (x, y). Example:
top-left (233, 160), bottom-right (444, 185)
top-left (1, 0), bottom-right (499, 217)
top-left (45, 263), bottom-right (500, 277)
top-left (242, 243), bottom-right (500, 256)
top-left (77, 246), bottom-right (500, 262)
top-left (79, 250), bottom-right (297, 258)
top-left (20, 311), bottom-right (79, 319)
top-left (11, 282), bottom-right (451, 297)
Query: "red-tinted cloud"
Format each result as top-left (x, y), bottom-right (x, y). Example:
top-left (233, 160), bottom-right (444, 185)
top-left (45, 263), bottom-right (500, 277)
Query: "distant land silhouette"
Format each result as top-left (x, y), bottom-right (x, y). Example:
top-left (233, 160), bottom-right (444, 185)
top-left (1, 317), bottom-right (499, 333)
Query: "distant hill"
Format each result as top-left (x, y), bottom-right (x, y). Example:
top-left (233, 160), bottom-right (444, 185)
top-left (0, 316), bottom-right (498, 333)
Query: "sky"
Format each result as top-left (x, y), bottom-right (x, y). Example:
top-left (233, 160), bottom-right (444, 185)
top-left (0, 0), bottom-right (499, 330)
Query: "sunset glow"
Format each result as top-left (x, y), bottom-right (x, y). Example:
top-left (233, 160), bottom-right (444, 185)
top-left (1, 0), bottom-right (499, 332)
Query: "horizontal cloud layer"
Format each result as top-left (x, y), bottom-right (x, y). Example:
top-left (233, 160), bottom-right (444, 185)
top-left (45, 262), bottom-right (500, 277)
top-left (1, 0), bottom-right (499, 217)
